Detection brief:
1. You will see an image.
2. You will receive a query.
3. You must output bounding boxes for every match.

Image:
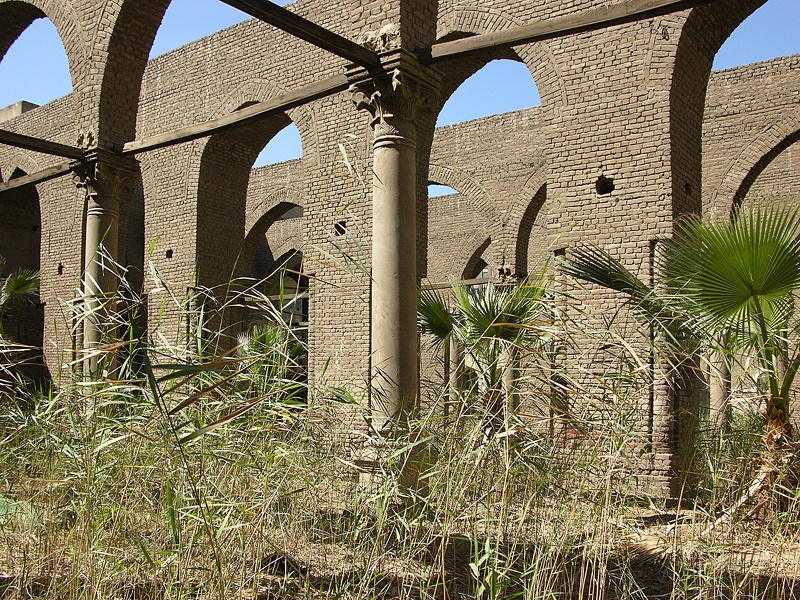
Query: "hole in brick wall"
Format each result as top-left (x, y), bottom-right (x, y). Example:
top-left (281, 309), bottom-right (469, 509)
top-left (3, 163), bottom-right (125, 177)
top-left (334, 221), bottom-right (347, 236)
top-left (595, 175), bottom-right (615, 195)
top-left (685, 182), bottom-right (693, 197)
top-left (165, 249), bottom-right (174, 259)
top-left (553, 248), bottom-right (566, 258)
top-left (57, 263), bottom-right (63, 275)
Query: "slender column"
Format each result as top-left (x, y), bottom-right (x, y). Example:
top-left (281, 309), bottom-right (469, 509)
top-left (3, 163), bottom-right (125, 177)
top-left (448, 335), bottom-right (461, 416)
top-left (350, 52), bottom-right (439, 434)
top-left (709, 345), bottom-right (731, 432)
top-left (74, 150), bottom-right (138, 375)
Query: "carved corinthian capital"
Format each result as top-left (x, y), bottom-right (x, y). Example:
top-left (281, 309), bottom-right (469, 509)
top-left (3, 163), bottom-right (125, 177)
top-left (73, 150), bottom-right (138, 205)
top-left (348, 50), bottom-right (440, 142)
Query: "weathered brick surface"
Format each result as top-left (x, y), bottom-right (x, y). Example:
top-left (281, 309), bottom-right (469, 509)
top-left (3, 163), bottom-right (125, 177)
top-left (703, 54), bottom-right (800, 217)
top-left (0, 0), bottom-right (797, 493)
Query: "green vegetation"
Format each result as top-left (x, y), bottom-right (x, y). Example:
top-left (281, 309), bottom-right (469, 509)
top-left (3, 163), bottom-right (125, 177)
top-left (0, 255), bottom-right (39, 340)
top-left (0, 213), bottom-right (799, 599)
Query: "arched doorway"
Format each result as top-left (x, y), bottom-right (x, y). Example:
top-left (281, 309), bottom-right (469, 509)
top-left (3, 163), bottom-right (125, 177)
top-left (0, 167), bottom-right (47, 383)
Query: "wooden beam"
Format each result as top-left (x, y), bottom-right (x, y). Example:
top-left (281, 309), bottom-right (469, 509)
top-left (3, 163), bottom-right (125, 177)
top-left (0, 160), bottom-right (77, 193)
top-left (120, 73), bottom-right (350, 156)
top-left (220, 0), bottom-right (379, 68)
top-left (423, 0), bottom-right (719, 63)
top-left (0, 129), bottom-right (84, 160)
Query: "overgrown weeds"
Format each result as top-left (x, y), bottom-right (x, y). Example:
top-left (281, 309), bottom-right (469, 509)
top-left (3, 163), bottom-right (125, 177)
top-left (0, 259), bottom-right (798, 600)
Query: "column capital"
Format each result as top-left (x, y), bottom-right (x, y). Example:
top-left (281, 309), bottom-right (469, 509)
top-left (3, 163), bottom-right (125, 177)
top-left (348, 50), bottom-right (440, 140)
top-left (73, 149), bottom-right (139, 203)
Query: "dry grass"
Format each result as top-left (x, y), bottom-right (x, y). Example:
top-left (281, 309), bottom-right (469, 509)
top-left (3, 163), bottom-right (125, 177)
top-left (0, 269), bottom-right (798, 600)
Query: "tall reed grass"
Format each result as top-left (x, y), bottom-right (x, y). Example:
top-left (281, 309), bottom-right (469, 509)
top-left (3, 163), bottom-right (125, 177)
top-left (0, 256), bottom-right (797, 600)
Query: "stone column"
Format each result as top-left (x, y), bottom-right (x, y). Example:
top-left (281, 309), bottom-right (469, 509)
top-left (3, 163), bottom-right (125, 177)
top-left (74, 150), bottom-right (138, 376)
top-left (349, 51), bottom-right (439, 434)
top-left (709, 345), bottom-right (731, 432)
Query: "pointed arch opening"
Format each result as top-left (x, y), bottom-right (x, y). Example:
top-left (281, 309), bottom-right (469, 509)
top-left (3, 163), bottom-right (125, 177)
top-left (428, 184), bottom-right (458, 198)
top-left (462, 238), bottom-right (492, 281)
top-left (671, 0), bottom-right (782, 220)
top-left (436, 58), bottom-right (541, 127)
top-left (253, 122), bottom-right (303, 168)
top-left (714, 0), bottom-right (800, 70)
top-left (0, 167), bottom-right (48, 383)
top-left (426, 178), bottom-right (496, 283)
top-left (196, 110), bottom-right (303, 289)
top-left (0, 13), bottom-right (72, 109)
top-left (515, 184), bottom-right (548, 279)
top-left (245, 203), bottom-right (307, 328)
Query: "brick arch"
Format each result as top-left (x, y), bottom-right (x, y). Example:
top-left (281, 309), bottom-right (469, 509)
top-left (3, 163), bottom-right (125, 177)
top-left (514, 182), bottom-right (547, 277)
top-left (268, 239), bottom-right (303, 271)
top-left (428, 163), bottom-right (501, 241)
top-left (242, 200), bottom-right (304, 280)
top-left (96, 0), bottom-right (171, 146)
top-left (0, 156), bottom-right (46, 380)
top-left (212, 79), bottom-right (321, 168)
top-left (670, 0), bottom-right (767, 222)
top-left (0, 151), bottom-right (40, 183)
top-left (245, 187), bottom-right (305, 240)
top-left (434, 5), bottom-right (567, 108)
top-left (709, 118), bottom-right (800, 215)
top-left (0, 0), bottom-right (87, 92)
top-left (460, 236), bottom-right (492, 280)
top-left (192, 79), bottom-right (314, 291)
top-left (503, 169), bottom-right (548, 231)
top-left (196, 111), bottom-right (293, 291)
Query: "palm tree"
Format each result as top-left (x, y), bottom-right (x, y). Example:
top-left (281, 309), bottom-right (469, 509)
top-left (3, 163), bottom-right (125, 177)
top-left (0, 256), bottom-right (40, 398)
top-left (0, 256), bottom-right (40, 341)
top-left (418, 280), bottom-right (551, 428)
top-left (562, 206), bottom-right (800, 528)
top-left (563, 206), bottom-right (800, 452)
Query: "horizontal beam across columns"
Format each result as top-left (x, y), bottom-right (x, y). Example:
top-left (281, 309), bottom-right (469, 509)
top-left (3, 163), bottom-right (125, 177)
top-left (0, 128), bottom-right (85, 160)
top-left (0, 0), bottom-right (719, 194)
top-left (219, 0), bottom-right (380, 68)
top-left (423, 0), bottom-right (720, 63)
top-left (120, 73), bottom-right (350, 156)
top-left (0, 160), bottom-right (76, 192)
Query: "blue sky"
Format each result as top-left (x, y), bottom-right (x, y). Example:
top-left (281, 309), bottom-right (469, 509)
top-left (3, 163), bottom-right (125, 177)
top-left (0, 0), bottom-right (798, 172)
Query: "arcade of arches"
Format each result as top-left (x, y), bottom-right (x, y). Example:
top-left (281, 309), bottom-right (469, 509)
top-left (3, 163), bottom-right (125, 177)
top-left (0, 0), bottom-right (798, 496)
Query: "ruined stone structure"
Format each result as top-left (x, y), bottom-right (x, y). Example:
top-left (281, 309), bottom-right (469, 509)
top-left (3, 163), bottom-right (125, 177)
top-left (1, 0), bottom-right (798, 494)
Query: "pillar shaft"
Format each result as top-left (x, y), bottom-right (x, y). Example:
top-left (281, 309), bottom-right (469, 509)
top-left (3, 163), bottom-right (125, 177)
top-left (371, 129), bottom-right (418, 428)
top-left (83, 193), bottom-right (120, 357)
top-left (74, 151), bottom-right (138, 375)
top-left (350, 51), bottom-right (439, 433)
top-left (709, 346), bottom-right (731, 431)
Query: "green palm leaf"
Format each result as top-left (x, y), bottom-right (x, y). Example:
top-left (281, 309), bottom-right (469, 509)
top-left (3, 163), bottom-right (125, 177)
top-left (665, 206), bottom-right (800, 338)
top-left (418, 286), bottom-right (454, 349)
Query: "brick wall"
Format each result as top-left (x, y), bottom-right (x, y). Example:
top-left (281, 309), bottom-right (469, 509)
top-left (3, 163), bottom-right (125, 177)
top-left (0, 0), bottom-right (796, 493)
